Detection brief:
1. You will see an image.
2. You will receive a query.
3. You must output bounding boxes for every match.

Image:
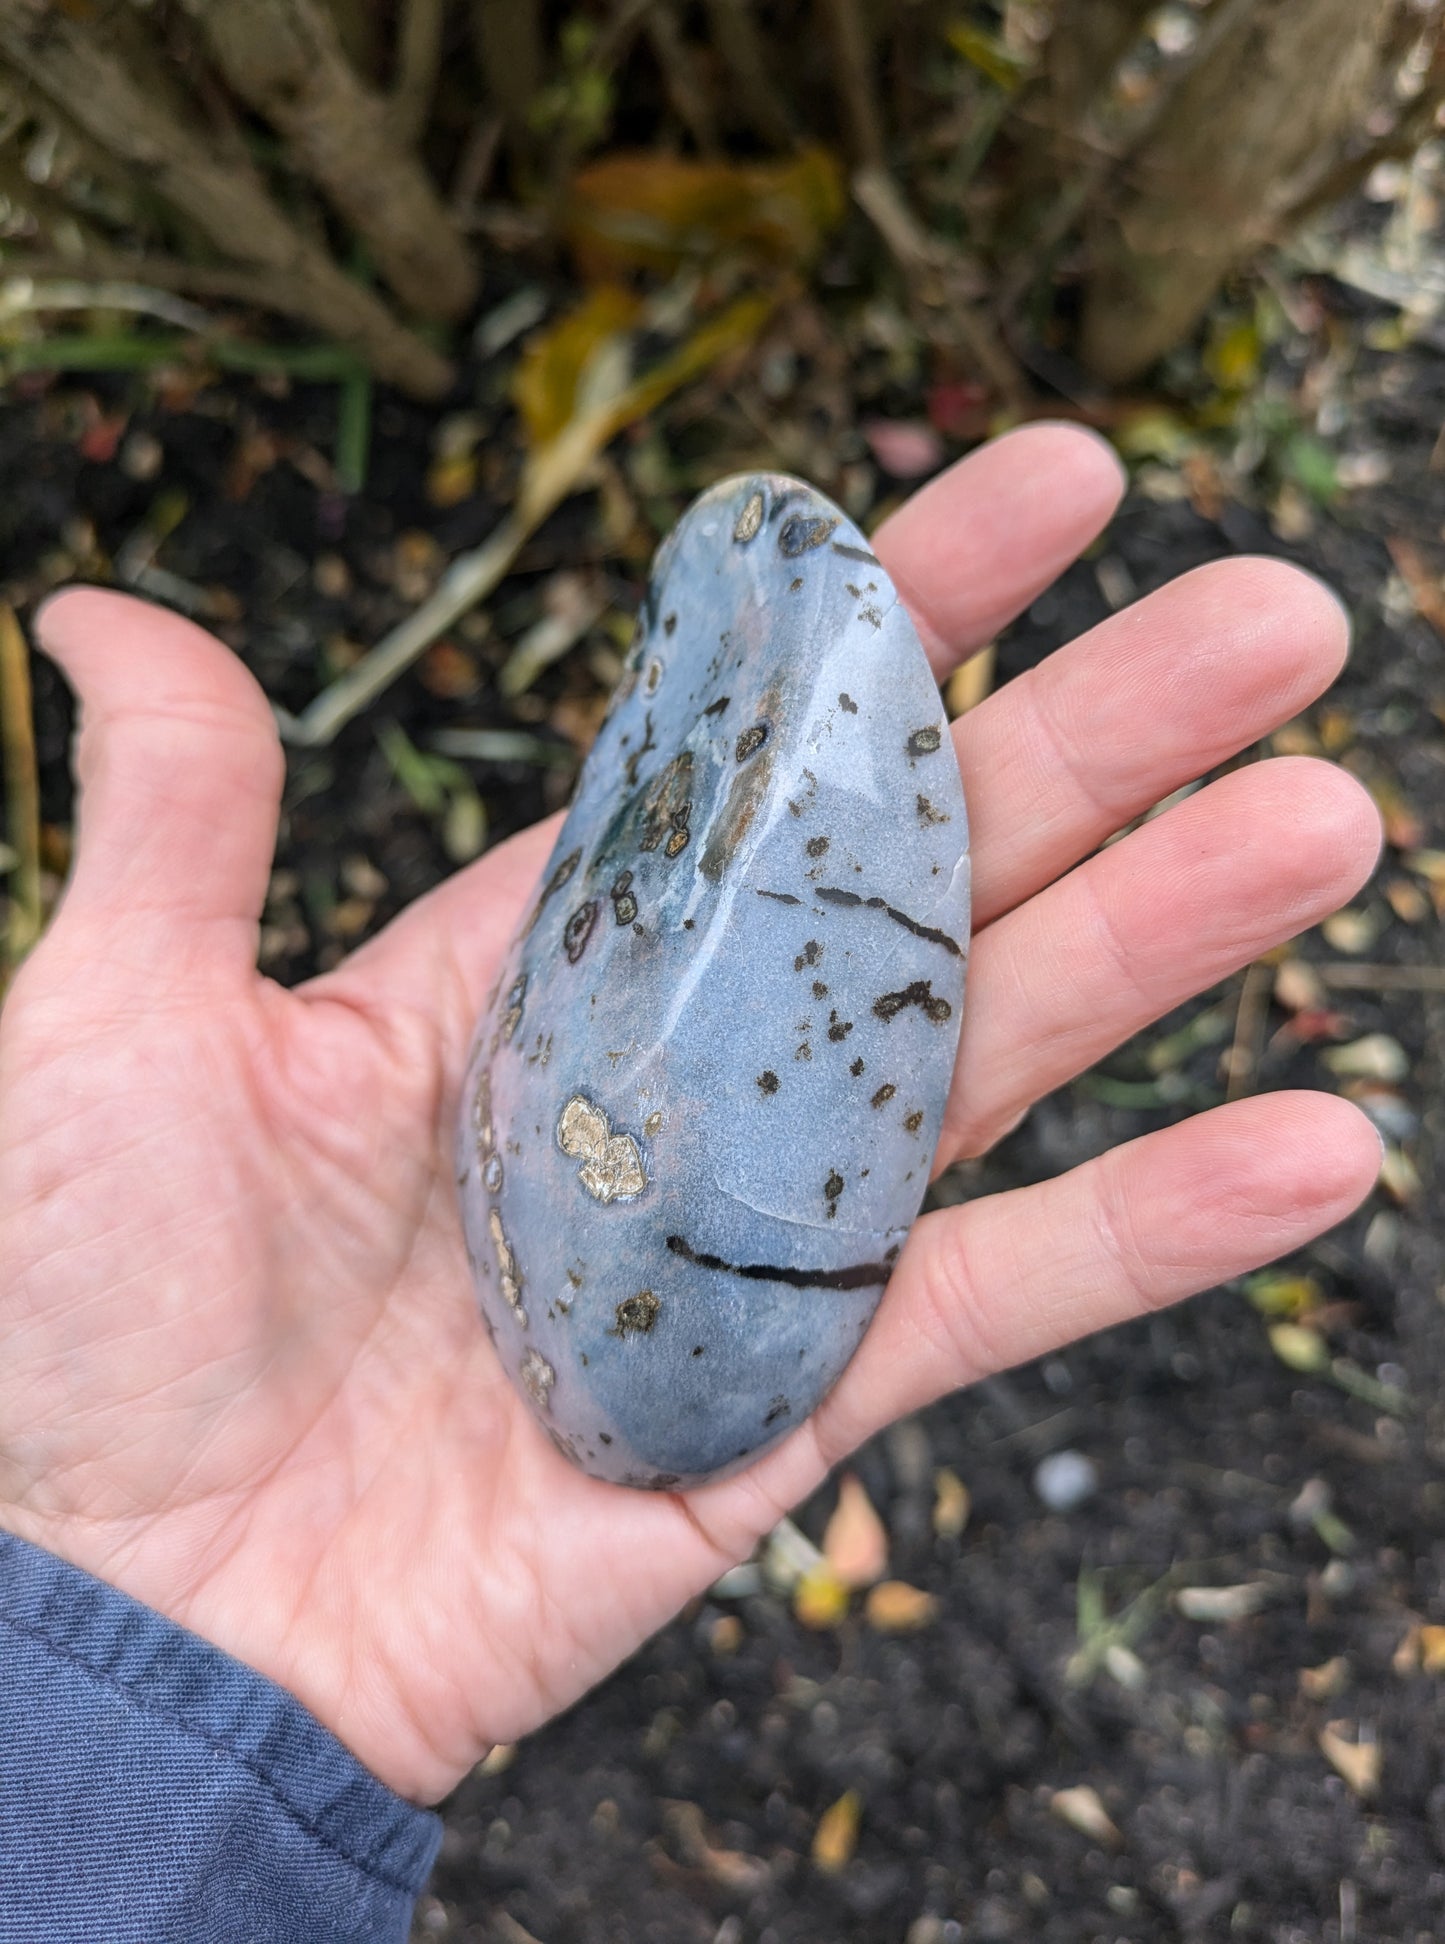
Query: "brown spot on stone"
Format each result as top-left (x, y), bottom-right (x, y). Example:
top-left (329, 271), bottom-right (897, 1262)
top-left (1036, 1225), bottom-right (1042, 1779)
top-left (850, 1057), bottom-right (865, 1076)
top-left (908, 725), bottom-right (943, 757)
top-left (757, 1070), bottom-right (780, 1095)
top-left (812, 980), bottom-right (828, 998)
top-left (904, 1109), bottom-right (924, 1133)
top-left (500, 973), bottom-right (527, 1041)
top-left (644, 1111), bottom-right (663, 1136)
top-left (735, 721), bottom-right (769, 762)
top-left (839, 693), bottom-right (858, 713)
top-left (917, 794), bottom-right (950, 825)
top-left (871, 1083), bottom-right (897, 1109)
top-left (639, 749), bottom-right (693, 852)
top-left (779, 514), bottom-right (838, 557)
top-left (700, 740), bottom-right (773, 881)
top-left (795, 1043), bottom-right (812, 1061)
top-left (794, 939), bottom-right (822, 970)
top-left (805, 835), bottom-right (830, 858)
top-left (563, 899), bottom-right (599, 963)
top-left (703, 694), bottom-right (730, 717)
top-left (824, 1170), bottom-right (844, 1217)
top-left (789, 577), bottom-right (803, 592)
top-left (612, 1290), bottom-right (661, 1337)
top-left (827, 1010), bottom-right (854, 1042)
top-left (664, 612), bottom-right (677, 635)
top-left (645, 659), bottom-right (663, 695)
top-left (764, 1396), bottom-right (792, 1425)
top-left (874, 979), bottom-right (952, 1024)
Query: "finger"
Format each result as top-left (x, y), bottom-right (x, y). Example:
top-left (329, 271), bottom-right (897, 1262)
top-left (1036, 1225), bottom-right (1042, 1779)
top-left (305, 813), bottom-right (564, 1059)
top-left (959, 556), bottom-right (1351, 927)
top-left (941, 758), bottom-right (1382, 1162)
top-left (36, 589), bottom-right (283, 976)
top-left (871, 423), bottom-right (1127, 676)
top-left (705, 1092), bottom-right (1381, 1531)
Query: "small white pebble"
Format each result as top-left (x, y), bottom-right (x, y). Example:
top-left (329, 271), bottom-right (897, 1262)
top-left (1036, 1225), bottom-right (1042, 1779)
top-left (1033, 1449), bottom-right (1098, 1513)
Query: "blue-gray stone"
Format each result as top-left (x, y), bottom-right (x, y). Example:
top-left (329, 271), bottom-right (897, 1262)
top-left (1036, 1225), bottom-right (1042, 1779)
top-left (456, 473), bottom-right (969, 1488)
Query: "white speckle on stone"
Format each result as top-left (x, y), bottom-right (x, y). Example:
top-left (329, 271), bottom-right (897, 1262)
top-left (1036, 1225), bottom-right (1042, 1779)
top-left (1033, 1450), bottom-right (1098, 1513)
top-left (521, 1348), bottom-right (555, 1410)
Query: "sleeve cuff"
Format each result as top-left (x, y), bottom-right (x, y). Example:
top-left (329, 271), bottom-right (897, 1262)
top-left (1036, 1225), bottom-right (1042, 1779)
top-left (0, 1527), bottom-right (442, 1943)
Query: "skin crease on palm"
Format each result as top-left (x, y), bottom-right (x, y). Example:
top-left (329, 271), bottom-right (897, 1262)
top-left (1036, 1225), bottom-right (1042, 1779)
top-left (0, 424), bottom-right (1386, 1806)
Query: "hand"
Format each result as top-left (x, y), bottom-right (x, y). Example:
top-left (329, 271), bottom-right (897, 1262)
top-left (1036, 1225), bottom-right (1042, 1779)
top-left (0, 426), bottom-right (1382, 1804)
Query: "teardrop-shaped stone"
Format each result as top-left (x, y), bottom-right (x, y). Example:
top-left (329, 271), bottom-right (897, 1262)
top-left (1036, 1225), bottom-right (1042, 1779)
top-left (457, 473), bottom-right (969, 1487)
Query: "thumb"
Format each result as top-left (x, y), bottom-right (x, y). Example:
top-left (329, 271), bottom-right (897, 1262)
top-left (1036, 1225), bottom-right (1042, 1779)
top-left (35, 588), bottom-right (283, 981)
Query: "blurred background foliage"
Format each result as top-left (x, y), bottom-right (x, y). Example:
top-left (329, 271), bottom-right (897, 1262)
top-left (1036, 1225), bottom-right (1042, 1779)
top-left (0, 0), bottom-right (1439, 404)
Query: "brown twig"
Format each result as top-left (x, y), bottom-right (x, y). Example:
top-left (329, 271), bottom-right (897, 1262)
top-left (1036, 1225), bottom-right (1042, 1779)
top-left (0, 602), bottom-right (41, 980)
top-left (0, 0), bottom-right (454, 397)
top-left (819, 0), bottom-right (885, 169)
top-left (644, 2), bottom-right (720, 153)
top-left (853, 165), bottom-right (1027, 407)
top-left (1317, 963), bottom-right (1445, 993)
top-left (1224, 960), bottom-right (1273, 1101)
top-left (700, 0), bottom-right (796, 146)
top-left (389, 0), bottom-right (445, 146)
top-left (180, 0), bottom-right (478, 323)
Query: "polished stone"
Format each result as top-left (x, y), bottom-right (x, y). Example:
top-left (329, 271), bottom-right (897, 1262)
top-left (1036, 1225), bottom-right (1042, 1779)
top-left (457, 473), bottom-right (969, 1487)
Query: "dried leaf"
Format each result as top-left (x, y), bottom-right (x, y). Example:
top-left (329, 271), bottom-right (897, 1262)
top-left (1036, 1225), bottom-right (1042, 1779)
top-left (565, 148), bottom-right (845, 279)
top-left (1268, 1322), bottom-right (1330, 1374)
top-left (864, 1581), bottom-right (939, 1633)
top-left (1321, 1034), bottom-right (1409, 1082)
top-left (1175, 1583), bottom-right (1271, 1622)
top-left (811, 1790), bottom-right (862, 1873)
top-left (1384, 876), bottom-right (1430, 923)
top-left (793, 1564), bottom-right (852, 1630)
top-left (1300, 1656), bottom-right (1350, 1701)
top-left (1318, 1723), bottom-right (1380, 1798)
top-left (823, 1473), bottom-right (889, 1588)
top-left (932, 1468), bottom-right (971, 1539)
top-left (1049, 1785), bottom-right (1121, 1846)
top-left (1379, 1145), bottom-right (1422, 1206)
top-left (1420, 1626), bottom-right (1445, 1672)
top-left (1245, 1271), bottom-right (1324, 1320)
top-left (1321, 908), bottom-right (1382, 955)
top-left (1387, 536), bottom-right (1445, 639)
top-left (514, 285), bottom-right (642, 448)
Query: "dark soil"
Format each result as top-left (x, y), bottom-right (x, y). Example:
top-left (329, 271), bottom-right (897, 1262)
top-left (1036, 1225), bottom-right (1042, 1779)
top-left (5, 275), bottom-right (1443, 1944)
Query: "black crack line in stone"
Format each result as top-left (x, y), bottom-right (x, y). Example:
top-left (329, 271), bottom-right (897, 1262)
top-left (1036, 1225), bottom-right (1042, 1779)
top-left (666, 1235), bottom-right (894, 1290)
top-left (831, 541), bottom-right (880, 566)
top-left (757, 889), bottom-right (803, 905)
top-left (814, 886), bottom-right (962, 957)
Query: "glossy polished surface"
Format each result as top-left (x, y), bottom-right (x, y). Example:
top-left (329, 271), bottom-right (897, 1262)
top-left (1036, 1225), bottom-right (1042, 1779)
top-left (457, 473), bottom-right (969, 1486)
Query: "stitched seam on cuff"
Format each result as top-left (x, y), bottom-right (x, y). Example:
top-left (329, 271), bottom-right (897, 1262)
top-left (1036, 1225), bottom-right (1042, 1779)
top-left (0, 1607), bottom-right (428, 1896)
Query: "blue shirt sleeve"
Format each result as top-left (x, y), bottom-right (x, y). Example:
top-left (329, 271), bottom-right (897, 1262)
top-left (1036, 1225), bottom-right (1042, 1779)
top-left (0, 1529), bottom-right (442, 1943)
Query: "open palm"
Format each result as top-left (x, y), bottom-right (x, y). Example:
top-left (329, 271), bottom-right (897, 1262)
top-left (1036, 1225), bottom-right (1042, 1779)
top-left (0, 426), bottom-right (1383, 1805)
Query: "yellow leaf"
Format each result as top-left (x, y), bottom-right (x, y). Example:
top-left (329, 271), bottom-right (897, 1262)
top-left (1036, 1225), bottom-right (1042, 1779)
top-left (1204, 317), bottom-right (1262, 392)
top-left (1246, 1272), bottom-right (1323, 1320)
top-left (1269, 1322), bottom-right (1330, 1373)
top-left (945, 23), bottom-right (1032, 91)
top-left (823, 1473), bottom-right (889, 1588)
top-left (1419, 1626), bottom-right (1445, 1672)
top-left (811, 1790), bottom-right (862, 1873)
top-left (1318, 1723), bottom-right (1380, 1798)
top-left (565, 147), bottom-right (845, 279)
top-left (933, 1467), bottom-right (971, 1539)
top-left (864, 1580), bottom-right (939, 1633)
top-left (513, 285), bottom-right (641, 448)
top-left (793, 1564), bottom-right (852, 1631)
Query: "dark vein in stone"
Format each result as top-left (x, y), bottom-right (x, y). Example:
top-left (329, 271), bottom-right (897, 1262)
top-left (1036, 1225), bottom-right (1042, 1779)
top-left (666, 1235), bottom-right (894, 1290)
top-left (756, 888), bottom-right (803, 905)
top-left (814, 886), bottom-right (962, 956)
top-left (831, 541), bottom-right (880, 565)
